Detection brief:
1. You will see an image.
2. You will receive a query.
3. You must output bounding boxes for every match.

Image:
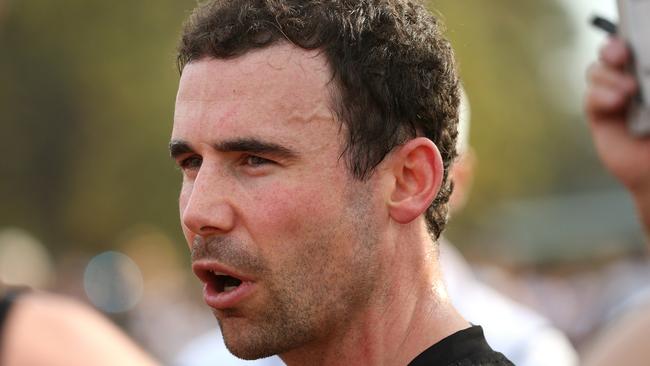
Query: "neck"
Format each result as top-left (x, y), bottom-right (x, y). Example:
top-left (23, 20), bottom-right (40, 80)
top-left (280, 225), bottom-right (469, 366)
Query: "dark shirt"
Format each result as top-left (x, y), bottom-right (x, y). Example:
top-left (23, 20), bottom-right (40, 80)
top-left (0, 288), bottom-right (25, 352)
top-left (0, 289), bottom-right (21, 328)
top-left (408, 326), bottom-right (514, 366)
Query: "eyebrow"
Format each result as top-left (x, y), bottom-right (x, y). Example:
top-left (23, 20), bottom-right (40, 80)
top-left (169, 138), bottom-right (298, 160)
top-left (214, 138), bottom-right (298, 159)
top-left (169, 140), bottom-right (193, 159)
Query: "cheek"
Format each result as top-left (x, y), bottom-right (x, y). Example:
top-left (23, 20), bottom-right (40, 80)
top-left (246, 180), bottom-right (342, 238)
top-left (247, 178), bottom-right (368, 283)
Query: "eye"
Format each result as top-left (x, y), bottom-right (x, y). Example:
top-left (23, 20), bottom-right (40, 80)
top-left (178, 155), bottom-right (202, 170)
top-left (244, 155), bottom-right (274, 167)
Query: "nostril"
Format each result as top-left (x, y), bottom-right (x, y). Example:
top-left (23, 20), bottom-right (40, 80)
top-left (199, 225), bottom-right (220, 234)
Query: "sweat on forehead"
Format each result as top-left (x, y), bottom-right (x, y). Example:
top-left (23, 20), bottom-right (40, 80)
top-left (177, 44), bottom-right (333, 103)
top-left (172, 46), bottom-right (346, 161)
top-left (174, 47), bottom-right (339, 141)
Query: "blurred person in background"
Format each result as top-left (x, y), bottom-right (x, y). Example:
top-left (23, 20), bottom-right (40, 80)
top-left (0, 284), bottom-right (159, 366)
top-left (584, 37), bottom-right (650, 239)
top-left (174, 90), bottom-right (578, 366)
top-left (582, 36), bottom-right (650, 366)
top-left (436, 91), bottom-right (577, 366)
top-left (169, 0), bottom-right (513, 365)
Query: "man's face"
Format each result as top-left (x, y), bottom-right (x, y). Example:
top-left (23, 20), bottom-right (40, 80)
top-left (171, 44), bottom-right (385, 359)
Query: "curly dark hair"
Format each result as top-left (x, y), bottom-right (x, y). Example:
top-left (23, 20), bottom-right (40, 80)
top-left (177, 0), bottom-right (459, 239)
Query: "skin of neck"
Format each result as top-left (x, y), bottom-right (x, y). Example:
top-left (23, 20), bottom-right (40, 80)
top-left (279, 219), bottom-right (470, 366)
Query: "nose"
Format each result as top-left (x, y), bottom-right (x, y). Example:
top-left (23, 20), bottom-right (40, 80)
top-left (180, 169), bottom-right (236, 238)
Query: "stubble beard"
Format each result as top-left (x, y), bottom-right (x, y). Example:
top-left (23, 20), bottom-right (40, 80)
top-left (219, 184), bottom-right (382, 361)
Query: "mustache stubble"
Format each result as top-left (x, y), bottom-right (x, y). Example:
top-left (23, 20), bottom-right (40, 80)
top-left (191, 236), bottom-right (267, 276)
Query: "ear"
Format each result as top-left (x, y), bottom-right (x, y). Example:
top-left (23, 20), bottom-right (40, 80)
top-left (387, 137), bottom-right (444, 224)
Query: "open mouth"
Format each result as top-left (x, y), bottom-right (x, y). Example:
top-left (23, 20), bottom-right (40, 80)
top-left (193, 264), bottom-right (255, 309)
top-left (208, 271), bottom-right (244, 293)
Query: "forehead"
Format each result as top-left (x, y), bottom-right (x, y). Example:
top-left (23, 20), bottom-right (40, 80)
top-left (173, 43), bottom-right (339, 143)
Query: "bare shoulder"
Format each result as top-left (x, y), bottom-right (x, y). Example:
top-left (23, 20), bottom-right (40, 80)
top-left (3, 292), bottom-right (159, 366)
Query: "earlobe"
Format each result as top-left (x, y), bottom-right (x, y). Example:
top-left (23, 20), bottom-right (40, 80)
top-left (388, 137), bottom-right (444, 224)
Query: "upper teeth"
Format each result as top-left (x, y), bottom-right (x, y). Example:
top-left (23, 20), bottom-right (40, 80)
top-left (211, 271), bottom-right (227, 276)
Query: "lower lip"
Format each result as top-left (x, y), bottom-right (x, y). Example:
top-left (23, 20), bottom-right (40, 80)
top-left (203, 281), bottom-right (255, 310)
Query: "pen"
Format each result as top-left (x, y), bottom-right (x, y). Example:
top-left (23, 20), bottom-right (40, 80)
top-left (591, 15), bottom-right (618, 35)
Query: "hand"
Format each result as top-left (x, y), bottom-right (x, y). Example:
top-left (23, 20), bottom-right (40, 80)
top-left (585, 37), bottom-right (650, 197)
top-left (586, 37), bottom-right (650, 237)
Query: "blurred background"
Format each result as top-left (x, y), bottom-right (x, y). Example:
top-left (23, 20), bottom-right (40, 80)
top-left (0, 0), bottom-right (647, 363)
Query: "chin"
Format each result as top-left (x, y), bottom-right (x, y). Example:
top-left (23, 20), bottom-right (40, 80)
top-left (223, 335), bottom-right (281, 361)
top-left (218, 319), bottom-right (282, 360)
top-left (221, 322), bottom-right (314, 361)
